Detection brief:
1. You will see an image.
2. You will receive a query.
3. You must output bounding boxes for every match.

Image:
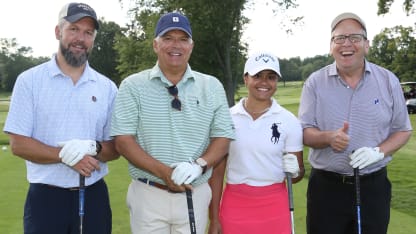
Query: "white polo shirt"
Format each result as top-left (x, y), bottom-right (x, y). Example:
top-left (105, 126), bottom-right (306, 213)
top-left (226, 98), bottom-right (303, 186)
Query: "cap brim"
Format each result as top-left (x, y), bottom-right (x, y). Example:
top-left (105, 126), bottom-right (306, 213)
top-left (157, 27), bottom-right (192, 37)
top-left (246, 65), bottom-right (281, 77)
top-left (65, 14), bottom-right (99, 30)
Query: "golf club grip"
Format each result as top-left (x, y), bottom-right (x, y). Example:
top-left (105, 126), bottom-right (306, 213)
top-left (286, 173), bottom-right (294, 211)
top-left (186, 189), bottom-right (197, 234)
top-left (354, 168), bottom-right (361, 206)
top-left (79, 175), bottom-right (85, 214)
top-left (79, 175), bottom-right (85, 234)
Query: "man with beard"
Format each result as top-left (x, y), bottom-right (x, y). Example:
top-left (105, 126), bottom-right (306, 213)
top-left (3, 3), bottom-right (119, 234)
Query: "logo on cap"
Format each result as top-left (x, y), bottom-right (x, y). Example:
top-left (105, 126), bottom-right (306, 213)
top-left (255, 53), bottom-right (276, 62)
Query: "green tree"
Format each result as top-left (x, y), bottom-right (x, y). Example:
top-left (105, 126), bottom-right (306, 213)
top-left (368, 26), bottom-right (416, 82)
top-left (116, 0), bottom-right (298, 105)
top-left (377, 0), bottom-right (415, 16)
top-left (0, 38), bottom-right (48, 91)
top-left (300, 55), bottom-right (333, 81)
top-left (89, 19), bottom-right (124, 85)
top-left (280, 57), bottom-right (302, 82)
top-left (114, 9), bottom-right (159, 79)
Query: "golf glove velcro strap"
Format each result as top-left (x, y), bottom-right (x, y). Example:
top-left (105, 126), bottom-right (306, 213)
top-left (171, 161), bottom-right (203, 185)
top-left (283, 153), bottom-right (300, 178)
top-left (349, 147), bottom-right (384, 169)
top-left (58, 139), bottom-right (97, 166)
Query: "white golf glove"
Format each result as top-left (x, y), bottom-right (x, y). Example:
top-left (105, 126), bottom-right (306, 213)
top-left (58, 140), bottom-right (97, 166)
top-left (349, 147), bottom-right (384, 169)
top-left (283, 153), bottom-right (300, 178)
top-left (171, 161), bottom-right (203, 185)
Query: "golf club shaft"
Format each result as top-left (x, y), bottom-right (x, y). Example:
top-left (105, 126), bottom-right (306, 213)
top-left (185, 189), bottom-right (197, 234)
top-left (286, 172), bottom-right (295, 234)
top-left (79, 175), bottom-right (85, 234)
top-left (354, 168), bottom-right (362, 234)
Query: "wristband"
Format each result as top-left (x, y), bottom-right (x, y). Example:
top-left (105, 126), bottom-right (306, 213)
top-left (96, 141), bottom-right (102, 154)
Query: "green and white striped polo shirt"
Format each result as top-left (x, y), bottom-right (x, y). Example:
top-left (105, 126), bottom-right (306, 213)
top-left (111, 64), bottom-right (235, 185)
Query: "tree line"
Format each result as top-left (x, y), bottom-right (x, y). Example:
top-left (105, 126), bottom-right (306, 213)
top-left (1, 0), bottom-right (415, 105)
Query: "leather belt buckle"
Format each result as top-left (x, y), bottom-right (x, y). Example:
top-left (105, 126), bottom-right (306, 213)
top-left (138, 178), bottom-right (182, 193)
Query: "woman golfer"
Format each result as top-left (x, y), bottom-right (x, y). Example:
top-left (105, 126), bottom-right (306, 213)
top-left (208, 51), bottom-right (304, 234)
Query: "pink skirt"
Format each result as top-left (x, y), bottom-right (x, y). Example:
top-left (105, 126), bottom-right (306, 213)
top-left (219, 183), bottom-right (291, 234)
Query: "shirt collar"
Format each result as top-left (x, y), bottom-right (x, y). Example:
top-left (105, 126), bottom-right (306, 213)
top-left (47, 55), bottom-right (94, 82)
top-left (150, 62), bottom-right (195, 85)
top-left (330, 59), bottom-right (371, 78)
top-left (231, 98), bottom-right (284, 116)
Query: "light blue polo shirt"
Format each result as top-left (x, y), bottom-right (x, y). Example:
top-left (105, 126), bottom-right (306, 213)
top-left (111, 64), bottom-right (235, 185)
top-left (4, 56), bottom-right (118, 187)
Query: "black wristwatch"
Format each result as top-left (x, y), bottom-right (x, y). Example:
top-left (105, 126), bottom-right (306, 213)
top-left (95, 141), bottom-right (102, 154)
top-left (195, 158), bottom-right (208, 174)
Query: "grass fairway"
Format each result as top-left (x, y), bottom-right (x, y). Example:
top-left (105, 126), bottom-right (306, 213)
top-left (0, 83), bottom-right (415, 234)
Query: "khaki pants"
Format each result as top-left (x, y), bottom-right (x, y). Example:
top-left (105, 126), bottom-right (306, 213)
top-left (127, 179), bottom-right (211, 234)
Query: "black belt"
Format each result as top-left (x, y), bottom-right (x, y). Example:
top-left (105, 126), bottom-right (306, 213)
top-left (137, 178), bottom-right (182, 193)
top-left (311, 167), bottom-right (386, 184)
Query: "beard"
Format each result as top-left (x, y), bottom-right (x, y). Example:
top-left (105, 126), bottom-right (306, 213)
top-left (59, 42), bottom-right (90, 67)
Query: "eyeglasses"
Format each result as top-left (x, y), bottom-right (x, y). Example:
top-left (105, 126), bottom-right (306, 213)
top-left (166, 85), bottom-right (182, 111)
top-left (331, 34), bottom-right (367, 44)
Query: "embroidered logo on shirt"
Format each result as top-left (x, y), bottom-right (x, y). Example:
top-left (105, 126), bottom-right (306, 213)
top-left (271, 123), bottom-right (281, 144)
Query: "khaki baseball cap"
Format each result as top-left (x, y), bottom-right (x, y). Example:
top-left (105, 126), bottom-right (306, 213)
top-left (331, 12), bottom-right (366, 33)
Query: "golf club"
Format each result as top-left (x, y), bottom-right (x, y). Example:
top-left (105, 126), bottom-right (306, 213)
top-left (354, 168), bottom-right (362, 234)
top-left (185, 189), bottom-right (197, 234)
top-left (286, 172), bottom-right (295, 234)
top-left (79, 175), bottom-right (85, 234)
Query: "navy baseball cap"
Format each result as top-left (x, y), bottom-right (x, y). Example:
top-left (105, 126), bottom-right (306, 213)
top-left (155, 12), bottom-right (192, 38)
top-left (59, 2), bottom-right (99, 30)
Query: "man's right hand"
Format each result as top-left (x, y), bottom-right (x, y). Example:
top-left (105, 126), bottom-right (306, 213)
top-left (330, 122), bottom-right (350, 152)
top-left (58, 139), bottom-right (97, 166)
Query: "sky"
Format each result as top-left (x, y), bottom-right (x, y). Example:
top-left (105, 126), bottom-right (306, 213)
top-left (0, 0), bottom-right (415, 59)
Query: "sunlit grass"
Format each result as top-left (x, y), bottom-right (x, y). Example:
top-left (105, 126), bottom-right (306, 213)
top-left (0, 85), bottom-right (414, 234)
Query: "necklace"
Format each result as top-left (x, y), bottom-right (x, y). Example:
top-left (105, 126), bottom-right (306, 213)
top-left (243, 99), bottom-right (271, 114)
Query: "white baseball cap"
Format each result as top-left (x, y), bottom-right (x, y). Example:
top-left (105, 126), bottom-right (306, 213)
top-left (244, 51), bottom-right (281, 77)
